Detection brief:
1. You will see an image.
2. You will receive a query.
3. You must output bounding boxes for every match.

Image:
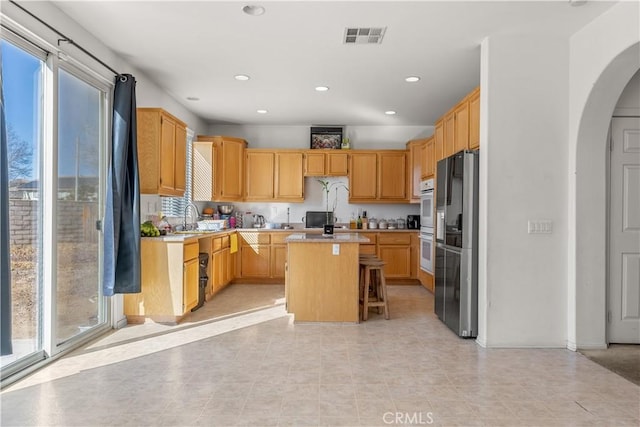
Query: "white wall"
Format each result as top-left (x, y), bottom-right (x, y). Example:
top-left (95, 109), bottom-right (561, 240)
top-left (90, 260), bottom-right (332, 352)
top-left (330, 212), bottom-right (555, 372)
top-left (568, 1), bottom-right (640, 350)
top-left (207, 124), bottom-right (433, 149)
top-left (2, 2), bottom-right (208, 136)
top-left (203, 176), bottom-right (419, 228)
top-left (478, 35), bottom-right (569, 348)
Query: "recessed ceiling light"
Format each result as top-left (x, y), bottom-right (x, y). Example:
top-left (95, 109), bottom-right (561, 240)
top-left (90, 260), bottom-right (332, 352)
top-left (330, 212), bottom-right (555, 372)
top-left (257, 109), bottom-right (268, 114)
top-left (234, 74), bottom-right (250, 81)
top-left (186, 96), bottom-right (200, 101)
top-left (242, 5), bottom-right (265, 16)
top-left (315, 86), bottom-right (329, 92)
top-left (385, 110), bottom-right (397, 115)
top-left (405, 76), bottom-right (421, 83)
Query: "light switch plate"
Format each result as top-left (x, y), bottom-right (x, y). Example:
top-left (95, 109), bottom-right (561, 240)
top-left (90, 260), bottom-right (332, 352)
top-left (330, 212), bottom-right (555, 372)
top-left (332, 244), bottom-right (340, 255)
top-left (528, 220), bottom-right (553, 234)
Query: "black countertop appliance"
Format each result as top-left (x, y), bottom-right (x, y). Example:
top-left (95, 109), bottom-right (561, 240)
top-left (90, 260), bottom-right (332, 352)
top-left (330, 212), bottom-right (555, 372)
top-left (407, 215), bottom-right (420, 229)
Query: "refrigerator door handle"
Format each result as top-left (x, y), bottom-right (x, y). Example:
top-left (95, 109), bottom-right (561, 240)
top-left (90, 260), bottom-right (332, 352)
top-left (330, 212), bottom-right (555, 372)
top-left (436, 210), bottom-right (445, 241)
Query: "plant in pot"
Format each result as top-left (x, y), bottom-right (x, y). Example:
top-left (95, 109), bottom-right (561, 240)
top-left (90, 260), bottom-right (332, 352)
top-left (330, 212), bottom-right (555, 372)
top-left (317, 178), bottom-right (349, 234)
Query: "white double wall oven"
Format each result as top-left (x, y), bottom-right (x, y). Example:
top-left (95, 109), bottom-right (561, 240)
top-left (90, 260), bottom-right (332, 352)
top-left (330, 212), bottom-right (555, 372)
top-left (419, 178), bottom-right (434, 274)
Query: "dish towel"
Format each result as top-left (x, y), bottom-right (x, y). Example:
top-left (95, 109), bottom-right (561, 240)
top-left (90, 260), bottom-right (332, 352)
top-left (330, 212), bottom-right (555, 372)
top-left (230, 233), bottom-right (238, 254)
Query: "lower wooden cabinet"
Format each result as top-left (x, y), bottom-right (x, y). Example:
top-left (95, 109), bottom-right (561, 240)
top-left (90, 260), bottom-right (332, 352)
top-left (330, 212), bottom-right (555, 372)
top-left (183, 257), bottom-right (199, 312)
top-left (378, 233), bottom-right (412, 279)
top-left (124, 238), bottom-right (202, 323)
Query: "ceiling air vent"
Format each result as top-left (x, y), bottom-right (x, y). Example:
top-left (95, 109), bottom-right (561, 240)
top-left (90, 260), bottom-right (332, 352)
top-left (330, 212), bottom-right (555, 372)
top-left (344, 27), bottom-right (386, 44)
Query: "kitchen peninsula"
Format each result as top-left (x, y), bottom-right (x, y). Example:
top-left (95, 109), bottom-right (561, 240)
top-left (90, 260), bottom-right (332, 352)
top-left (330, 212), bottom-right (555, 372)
top-left (285, 233), bottom-right (369, 322)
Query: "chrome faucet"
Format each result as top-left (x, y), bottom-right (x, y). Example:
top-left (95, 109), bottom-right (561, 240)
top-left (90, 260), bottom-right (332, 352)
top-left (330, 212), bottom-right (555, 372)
top-left (183, 202), bottom-right (200, 230)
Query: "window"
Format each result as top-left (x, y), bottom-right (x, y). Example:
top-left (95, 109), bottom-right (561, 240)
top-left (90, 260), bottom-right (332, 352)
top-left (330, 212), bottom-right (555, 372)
top-left (161, 128), bottom-right (194, 217)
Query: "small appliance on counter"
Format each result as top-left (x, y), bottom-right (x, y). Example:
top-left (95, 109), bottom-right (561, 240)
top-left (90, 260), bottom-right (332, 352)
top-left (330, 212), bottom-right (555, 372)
top-left (305, 211), bottom-right (333, 228)
top-left (407, 215), bottom-right (420, 229)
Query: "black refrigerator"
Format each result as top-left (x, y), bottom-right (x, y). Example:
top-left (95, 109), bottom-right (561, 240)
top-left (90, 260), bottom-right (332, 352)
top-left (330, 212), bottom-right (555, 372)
top-left (435, 150), bottom-right (479, 337)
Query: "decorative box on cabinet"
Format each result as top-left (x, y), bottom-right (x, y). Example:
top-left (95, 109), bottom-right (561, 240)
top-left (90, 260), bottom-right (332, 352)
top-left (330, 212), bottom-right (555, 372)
top-left (137, 108), bottom-right (187, 196)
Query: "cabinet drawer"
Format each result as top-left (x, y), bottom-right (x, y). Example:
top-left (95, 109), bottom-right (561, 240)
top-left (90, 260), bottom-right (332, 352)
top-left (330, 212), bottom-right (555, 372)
top-left (212, 237), bottom-right (222, 252)
top-left (270, 233), bottom-right (293, 244)
top-left (378, 233), bottom-right (411, 245)
top-left (359, 244), bottom-right (377, 255)
top-left (240, 232), bottom-right (270, 245)
top-left (184, 242), bottom-right (199, 260)
top-left (222, 235), bottom-right (230, 248)
top-left (359, 232), bottom-right (377, 244)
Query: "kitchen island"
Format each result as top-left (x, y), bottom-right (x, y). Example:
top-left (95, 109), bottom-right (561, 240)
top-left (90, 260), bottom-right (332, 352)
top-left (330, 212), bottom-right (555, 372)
top-left (285, 233), bottom-right (369, 322)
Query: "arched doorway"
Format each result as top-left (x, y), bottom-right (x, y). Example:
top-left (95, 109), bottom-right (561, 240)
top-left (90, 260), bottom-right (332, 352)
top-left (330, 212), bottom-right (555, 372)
top-left (571, 42), bottom-right (640, 350)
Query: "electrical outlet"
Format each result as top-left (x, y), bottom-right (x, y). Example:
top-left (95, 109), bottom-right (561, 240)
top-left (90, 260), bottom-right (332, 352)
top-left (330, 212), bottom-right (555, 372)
top-left (332, 244), bottom-right (340, 255)
top-left (528, 220), bottom-right (553, 234)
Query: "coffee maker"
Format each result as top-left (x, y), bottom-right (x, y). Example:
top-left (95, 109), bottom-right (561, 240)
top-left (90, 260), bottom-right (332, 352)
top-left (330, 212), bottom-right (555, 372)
top-left (407, 215), bottom-right (420, 229)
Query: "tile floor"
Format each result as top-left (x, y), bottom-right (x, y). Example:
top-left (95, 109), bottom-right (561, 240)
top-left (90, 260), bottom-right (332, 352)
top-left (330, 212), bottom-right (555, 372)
top-left (1, 285), bottom-right (639, 427)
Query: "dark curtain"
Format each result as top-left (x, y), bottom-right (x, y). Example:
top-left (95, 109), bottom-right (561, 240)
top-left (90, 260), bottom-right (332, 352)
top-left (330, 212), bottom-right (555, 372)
top-left (103, 74), bottom-right (140, 296)
top-left (0, 48), bottom-right (12, 355)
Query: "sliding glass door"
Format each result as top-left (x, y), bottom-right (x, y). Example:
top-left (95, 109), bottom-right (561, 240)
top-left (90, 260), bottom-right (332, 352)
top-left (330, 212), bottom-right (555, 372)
top-left (56, 68), bottom-right (106, 345)
top-left (1, 32), bottom-right (110, 380)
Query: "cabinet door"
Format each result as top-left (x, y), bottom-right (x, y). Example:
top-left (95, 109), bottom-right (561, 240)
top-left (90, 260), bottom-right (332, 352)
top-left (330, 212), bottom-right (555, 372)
top-left (212, 250), bottom-right (224, 293)
top-left (159, 116), bottom-right (176, 194)
top-left (408, 142), bottom-right (422, 202)
top-left (444, 112), bottom-right (455, 158)
top-left (221, 248), bottom-right (230, 286)
top-left (183, 258), bottom-right (199, 313)
top-left (192, 141), bottom-right (214, 201)
top-left (378, 245), bottom-right (412, 279)
top-left (240, 245), bottom-right (270, 277)
top-left (275, 151), bottom-right (304, 200)
top-left (423, 138), bottom-right (435, 178)
top-left (218, 139), bottom-right (245, 200)
top-left (271, 245), bottom-right (287, 278)
top-left (434, 120), bottom-right (444, 161)
top-left (349, 153), bottom-right (378, 201)
top-left (379, 152), bottom-right (407, 200)
top-left (245, 151), bottom-right (275, 200)
top-left (326, 152), bottom-right (348, 176)
top-left (454, 101), bottom-right (469, 154)
top-left (304, 151), bottom-right (326, 176)
top-left (468, 88), bottom-right (480, 149)
top-left (174, 123), bottom-right (187, 194)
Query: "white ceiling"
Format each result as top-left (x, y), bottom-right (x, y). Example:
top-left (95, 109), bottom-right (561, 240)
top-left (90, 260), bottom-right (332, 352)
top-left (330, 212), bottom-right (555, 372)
top-left (52, 1), bottom-right (616, 126)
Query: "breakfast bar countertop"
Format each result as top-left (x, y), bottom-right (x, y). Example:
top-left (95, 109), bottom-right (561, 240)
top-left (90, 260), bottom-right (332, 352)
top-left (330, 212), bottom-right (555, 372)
top-left (285, 233), bottom-right (370, 243)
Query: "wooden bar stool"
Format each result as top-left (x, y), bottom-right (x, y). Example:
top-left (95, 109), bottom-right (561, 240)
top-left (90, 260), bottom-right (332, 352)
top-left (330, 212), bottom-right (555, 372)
top-left (359, 257), bottom-right (390, 321)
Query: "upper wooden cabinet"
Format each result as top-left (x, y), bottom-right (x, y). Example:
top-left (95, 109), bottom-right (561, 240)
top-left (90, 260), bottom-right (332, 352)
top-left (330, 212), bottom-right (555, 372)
top-left (275, 151), bottom-right (304, 200)
top-left (406, 140), bottom-right (424, 203)
top-left (434, 119), bottom-right (444, 162)
top-left (454, 100), bottom-right (469, 154)
top-left (193, 136), bottom-right (246, 201)
top-left (349, 151), bottom-right (408, 203)
top-left (349, 152), bottom-right (378, 201)
top-left (245, 150), bottom-right (275, 200)
top-left (421, 136), bottom-right (435, 179)
top-left (468, 87), bottom-right (480, 150)
top-left (443, 111), bottom-right (455, 159)
top-left (435, 86), bottom-right (481, 160)
top-left (303, 150), bottom-right (348, 176)
top-left (137, 108), bottom-right (187, 197)
top-left (245, 149), bottom-right (304, 202)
